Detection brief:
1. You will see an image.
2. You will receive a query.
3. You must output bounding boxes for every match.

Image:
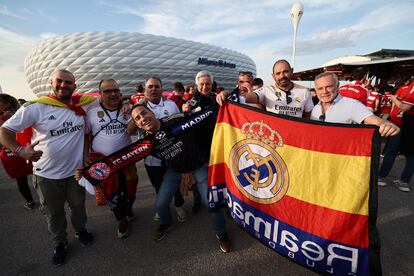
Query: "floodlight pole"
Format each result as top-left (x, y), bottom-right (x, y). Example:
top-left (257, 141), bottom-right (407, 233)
top-left (290, 2), bottom-right (304, 71)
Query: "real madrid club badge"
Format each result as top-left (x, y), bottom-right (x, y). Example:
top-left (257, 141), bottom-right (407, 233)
top-left (294, 96), bottom-right (301, 103)
top-left (97, 111), bottom-right (104, 118)
top-left (229, 121), bottom-right (289, 204)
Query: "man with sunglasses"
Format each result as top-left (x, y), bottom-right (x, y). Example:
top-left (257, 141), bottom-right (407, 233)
top-left (311, 72), bottom-right (399, 137)
top-left (81, 79), bottom-right (138, 239)
top-left (217, 60), bottom-right (313, 118)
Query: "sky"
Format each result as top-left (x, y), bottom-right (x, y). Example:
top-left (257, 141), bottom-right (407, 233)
top-left (1, 0), bottom-right (413, 99)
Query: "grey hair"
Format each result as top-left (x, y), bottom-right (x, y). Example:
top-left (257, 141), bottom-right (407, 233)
top-left (315, 72), bottom-right (339, 87)
top-left (195, 71), bottom-right (213, 85)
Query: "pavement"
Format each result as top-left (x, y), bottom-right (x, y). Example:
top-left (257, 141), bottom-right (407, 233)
top-left (0, 156), bottom-right (413, 275)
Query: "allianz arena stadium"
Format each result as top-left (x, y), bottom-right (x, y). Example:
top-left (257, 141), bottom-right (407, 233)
top-left (24, 32), bottom-right (256, 96)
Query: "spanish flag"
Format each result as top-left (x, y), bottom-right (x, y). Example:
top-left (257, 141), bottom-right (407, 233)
top-left (208, 102), bottom-right (381, 275)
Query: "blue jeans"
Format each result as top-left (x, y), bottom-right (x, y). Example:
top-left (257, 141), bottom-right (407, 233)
top-left (155, 165), bottom-right (226, 235)
top-left (379, 134), bottom-right (414, 183)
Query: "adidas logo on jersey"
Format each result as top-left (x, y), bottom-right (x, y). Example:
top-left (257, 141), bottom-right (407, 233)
top-left (48, 115), bottom-right (56, 120)
top-left (99, 118), bottom-right (106, 122)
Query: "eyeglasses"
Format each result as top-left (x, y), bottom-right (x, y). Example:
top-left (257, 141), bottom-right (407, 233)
top-left (238, 71), bottom-right (253, 77)
top-left (319, 114), bottom-right (326, 122)
top-left (147, 85), bottom-right (160, 89)
top-left (286, 91), bottom-right (292, 104)
top-left (101, 89), bottom-right (120, 94)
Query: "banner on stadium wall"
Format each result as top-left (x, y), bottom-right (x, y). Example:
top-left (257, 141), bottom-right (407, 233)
top-left (208, 102), bottom-right (382, 275)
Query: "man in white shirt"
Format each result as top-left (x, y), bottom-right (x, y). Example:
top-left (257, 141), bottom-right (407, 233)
top-left (0, 69), bottom-right (94, 266)
top-left (311, 71), bottom-right (399, 137)
top-left (84, 79), bottom-right (138, 239)
top-left (218, 59), bottom-right (313, 118)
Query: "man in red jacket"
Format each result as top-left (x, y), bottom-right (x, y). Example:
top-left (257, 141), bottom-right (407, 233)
top-left (339, 67), bottom-right (369, 105)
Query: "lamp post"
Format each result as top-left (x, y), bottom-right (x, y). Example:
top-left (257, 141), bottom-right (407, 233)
top-left (290, 2), bottom-right (304, 71)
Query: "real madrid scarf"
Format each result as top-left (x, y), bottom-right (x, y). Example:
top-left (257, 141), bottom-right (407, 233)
top-left (30, 94), bottom-right (96, 116)
top-left (81, 105), bottom-right (218, 186)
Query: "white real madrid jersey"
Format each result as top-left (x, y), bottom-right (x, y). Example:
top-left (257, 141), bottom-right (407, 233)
top-left (3, 103), bottom-right (89, 179)
top-left (86, 105), bottom-right (132, 156)
top-left (255, 84), bottom-right (314, 118)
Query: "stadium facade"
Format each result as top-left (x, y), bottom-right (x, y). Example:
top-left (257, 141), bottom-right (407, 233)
top-left (24, 32), bottom-right (256, 96)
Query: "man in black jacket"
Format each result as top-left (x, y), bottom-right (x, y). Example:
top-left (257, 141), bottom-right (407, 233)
top-left (130, 103), bottom-right (231, 253)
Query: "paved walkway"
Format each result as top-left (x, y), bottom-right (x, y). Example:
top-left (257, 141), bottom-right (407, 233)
top-left (0, 156), bottom-right (412, 275)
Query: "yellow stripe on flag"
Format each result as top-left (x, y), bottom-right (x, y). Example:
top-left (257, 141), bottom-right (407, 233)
top-left (210, 122), bottom-right (370, 215)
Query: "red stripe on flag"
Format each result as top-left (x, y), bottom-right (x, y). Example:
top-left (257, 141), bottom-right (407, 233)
top-left (218, 103), bottom-right (375, 156)
top-left (209, 163), bottom-right (369, 248)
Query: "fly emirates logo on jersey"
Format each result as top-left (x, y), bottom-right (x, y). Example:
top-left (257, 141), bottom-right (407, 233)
top-left (50, 121), bottom-right (83, 136)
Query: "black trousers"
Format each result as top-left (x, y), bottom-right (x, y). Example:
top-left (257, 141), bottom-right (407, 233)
top-left (16, 176), bottom-right (34, 203)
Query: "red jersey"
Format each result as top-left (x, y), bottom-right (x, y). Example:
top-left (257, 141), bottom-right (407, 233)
top-left (366, 91), bottom-right (380, 111)
top-left (183, 92), bottom-right (194, 101)
top-left (379, 94), bottom-right (392, 115)
top-left (339, 81), bottom-right (368, 105)
top-left (389, 82), bottom-right (414, 125)
top-left (130, 93), bottom-right (145, 105)
top-left (167, 93), bottom-right (185, 110)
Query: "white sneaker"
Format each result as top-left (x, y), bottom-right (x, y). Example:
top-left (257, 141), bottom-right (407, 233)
top-left (154, 212), bottom-right (160, 222)
top-left (392, 180), bottom-right (410, 192)
top-left (176, 206), bottom-right (188, 223)
top-left (378, 178), bottom-right (387, 187)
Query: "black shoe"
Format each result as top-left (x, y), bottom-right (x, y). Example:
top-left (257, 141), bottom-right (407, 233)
top-left (74, 228), bottom-right (93, 247)
top-left (216, 233), bottom-right (231, 253)
top-left (52, 242), bottom-right (68, 266)
top-left (24, 201), bottom-right (35, 210)
top-left (154, 224), bottom-right (172, 241)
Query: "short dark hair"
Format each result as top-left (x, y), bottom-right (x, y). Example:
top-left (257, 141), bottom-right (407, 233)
top-left (136, 83), bottom-right (144, 93)
top-left (272, 59), bottom-right (292, 72)
top-left (185, 85), bottom-right (193, 93)
top-left (212, 81), bottom-right (217, 93)
top-left (145, 76), bottom-right (162, 86)
top-left (98, 79), bottom-right (118, 91)
top-left (253, 78), bottom-right (264, 87)
top-left (0, 93), bottom-right (19, 114)
top-left (351, 67), bottom-right (368, 81)
top-left (173, 82), bottom-right (185, 93)
top-left (130, 103), bottom-right (152, 114)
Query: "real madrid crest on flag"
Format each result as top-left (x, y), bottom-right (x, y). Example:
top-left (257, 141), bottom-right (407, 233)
top-left (208, 102), bottom-right (382, 275)
top-left (229, 121), bottom-right (289, 204)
